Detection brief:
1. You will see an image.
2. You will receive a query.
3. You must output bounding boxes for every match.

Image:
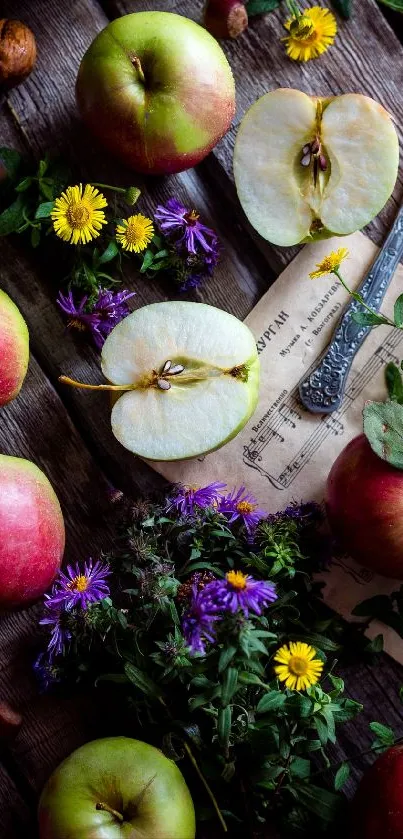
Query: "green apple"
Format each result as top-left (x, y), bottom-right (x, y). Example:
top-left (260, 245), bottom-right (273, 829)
top-left (60, 301), bottom-right (260, 461)
top-left (0, 288), bottom-right (29, 405)
top-left (76, 12), bottom-right (235, 175)
top-left (38, 737), bottom-right (196, 839)
top-left (234, 88), bottom-right (399, 247)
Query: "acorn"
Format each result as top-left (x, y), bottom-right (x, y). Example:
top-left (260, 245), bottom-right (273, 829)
top-left (0, 19), bottom-right (37, 90)
top-left (204, 0), bottom-right (248, 39)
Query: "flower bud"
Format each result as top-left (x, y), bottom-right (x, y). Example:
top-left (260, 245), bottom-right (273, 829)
top-left (124, 186), bottom-right (141, 205)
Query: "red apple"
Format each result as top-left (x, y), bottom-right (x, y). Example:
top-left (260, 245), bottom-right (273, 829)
top-left (0, 288), bottom-right (29, 406)
top-left (204, 0), bottom-right (248, 39)
top-left (38, 737), bottom-right (196, 839)
top-left (326, 434), bottom-right (403, 578)
top-left (350, 745), bottom-right (403, 838)
top-left (0, 455), bottom-right (65, 607)
top-left (76, 11), bottom-right (235, 175)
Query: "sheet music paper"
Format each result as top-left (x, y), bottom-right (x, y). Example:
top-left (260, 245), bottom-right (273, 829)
top-left (149, 231), bottom-right (403, 663)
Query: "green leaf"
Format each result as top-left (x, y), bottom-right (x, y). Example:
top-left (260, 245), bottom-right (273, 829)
top-left (352, 311), bottom-right (388, 326)
top-left (289, 631), bottom-right (340, 652)
top-left (35, 201), bottom-right (54, 219)
top-left (285, 694), bottom-right (313, 718)
top-left (257, 691), bottom-right (286, 714)
top-left (369, 721), bottom-right (395, 745)
top-left (385, 363), bottom-right (403, 404)
top-left (394, 294), bottom-right (403, 327)
top-left (0, 147), bottom-right (23, 186)
top-left (378, 0), bottom-right (403, 10)
top-left (247, 0), bottom-right (280, 14)
top-left (97, 240), bottom-right (119, 265)
top-left (217, 706), bottom-right (232, 748)
top-left (30, 226), bottom-right (40, 248)
top-left (315, 715), bottom-right (329, 745)
top-left (95, 673), bottom-right (128, 686)
top-left (334, 762), bottom-right (350, 791)
top-left (363, 400), bottom-right (403, 469)
top-left (238, 671), bottom-right (264, 686)
top-left (40, 181), bottom-right (56, 201)
top-left (365, 633), bottom-right (384, 654)
top-left (0, 195), bottom-right (26, 236)
top-left (331, 0), bottom-right (353, 17)
top-left (38, 158), bottom-right (48, 178)
top-left (140, 249), bottom-right (156, 273)
top-left (290, 757), bottom-right (311, 780)
top-left (15, 177), bottom-right (33, 192)
top-left (293, 782), bottom-right (343, 822)
top-left (221, 667), bottom-right (238, 706)
top-left (124, 662), bottom-right (163, 699)
top-left (330, 699), bottom-right (363, 722)
top-left (218, 646), bottom-right (237, 674)
top-left (328, 674), bottom-right (344, 695)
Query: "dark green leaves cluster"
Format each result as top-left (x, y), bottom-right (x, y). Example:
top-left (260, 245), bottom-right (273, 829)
top-left (332, 0), bottom-right (403, 17)
top-left (36, 497), bottom-right (369, 837)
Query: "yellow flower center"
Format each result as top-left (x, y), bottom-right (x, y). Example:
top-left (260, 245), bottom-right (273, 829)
top-left (67, 318), bottom-right (87, 332)
top-left (288, 655), bottom-right (309, 676)
top-left (236, 500), bottom-right (255, 515)
top-left (184, 209), bottom-right (200, 226)
top-left (226, 570), bottom-right (248, 590)
top-left (289, 15), bottom-right (315, 40)
top-left (66, 202), bottom-right (91, 229)
top-left (124, 217), bottom-right (147, 245)
top-left (68, 574), bottom-right (89, 592)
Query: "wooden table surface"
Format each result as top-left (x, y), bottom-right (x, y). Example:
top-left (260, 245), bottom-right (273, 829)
top-left (1, 1), bottom-right (403, 836)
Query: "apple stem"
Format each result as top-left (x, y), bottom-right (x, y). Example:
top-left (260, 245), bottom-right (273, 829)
top-left (131, 54), bottom-right (145, 84)
top-left (59, 375), bottom-right (135, 392)
top-left (96, 802), bottom-right (124, 822)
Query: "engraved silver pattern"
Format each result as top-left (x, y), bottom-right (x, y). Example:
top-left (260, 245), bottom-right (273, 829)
top-left (299, 204), bottom-right (403, 413)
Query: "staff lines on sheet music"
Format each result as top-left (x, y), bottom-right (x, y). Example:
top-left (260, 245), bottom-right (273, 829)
top-left (243, 329), bottom-right (403, 489)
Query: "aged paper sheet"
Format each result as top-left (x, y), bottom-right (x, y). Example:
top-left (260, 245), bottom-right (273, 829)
top-left (149, 232), bottom-right (403, 662)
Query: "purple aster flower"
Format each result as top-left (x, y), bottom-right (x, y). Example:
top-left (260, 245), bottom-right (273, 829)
top-left (39, 603), bottom-right (72, 657)
top-left (219, 486), bottom-right (267, 535)
top-left (203, 571), bottom-right (277, 618)
top-left (166, 482), bottom-right (227, 517)
top-left (46, 559), bottom-right (110, 611)
top-left (182, 586), bottom-right (221, 655)
top-left (33, 652), bottom-right (61, 693)
top-left (57, 286), bottom-right (135, 349)
top-left (155, 198), bottom-right (219, 256)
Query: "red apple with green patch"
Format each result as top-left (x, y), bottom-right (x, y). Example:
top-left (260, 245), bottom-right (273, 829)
top-left (76, 11), bottom-right (235, 175)
top-left (0, 455), bottom-right (65, 607)
top-left (0, 288), bottom-right (29, 406)
top-left (38, 737), bottom-right (196, 839)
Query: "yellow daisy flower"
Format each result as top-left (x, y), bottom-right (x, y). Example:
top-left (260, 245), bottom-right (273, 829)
top-left (283, 6), bottom-right (337, 62)
top-left (51, 184), bottom-right (107, 245)
top-left (116, 214), bottom-right (154, 253)
top-left (309, 247), bottom-right (349, 279)
top-left (274, 641), bottom-right (324, 691)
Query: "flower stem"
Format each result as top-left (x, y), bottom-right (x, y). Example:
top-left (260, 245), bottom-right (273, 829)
top-left (90, 183), bottom-right (127, 195)
top-left (183, 742), bottom-right (228, 834)
top-left (333, 268), bottom-right (396, 328)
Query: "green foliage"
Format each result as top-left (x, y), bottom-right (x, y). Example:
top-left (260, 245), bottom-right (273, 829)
top-left (331, 0), bottom-right (353, 18)
top-left (363, 400), bottom-right (403, 468)
top-left (378, 0), bottom-right (403, 10)
top-left (246, 0), bottom-right (281, 15)
top-left (35, 497), bottom-right (371, 837)
top-left (385, 362), bottom-right (403, 404)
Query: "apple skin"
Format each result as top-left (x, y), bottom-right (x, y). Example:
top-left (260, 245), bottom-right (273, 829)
top-left (76, 11), bottom-right (235, 175)
top-left (38, 737), bottom-right (196, 839)
top-left (0, 289), bottom-right (29, 406)
top-left (0, 455), bottom-right (65, 607)
top-left (326, 434), bottom-right (403, 579)
top-left (350, 746), bottom-right (403, 838)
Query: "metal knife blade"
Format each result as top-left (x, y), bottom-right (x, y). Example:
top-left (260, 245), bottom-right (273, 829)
top-left (299, 203), bottom-right (403, 414)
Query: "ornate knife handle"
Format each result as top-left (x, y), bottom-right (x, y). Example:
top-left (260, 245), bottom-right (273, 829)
top-left (299, 204), bottom-right (403, 414)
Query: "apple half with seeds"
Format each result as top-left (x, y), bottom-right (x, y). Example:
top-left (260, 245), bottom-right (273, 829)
top-left (61, 302), bottom-right (259, 461)
top-left (234, 88), bottom-right (399, 247)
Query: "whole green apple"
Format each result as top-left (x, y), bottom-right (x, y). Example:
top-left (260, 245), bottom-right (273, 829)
top-left (76, 11), bottom-right (235, 175)
top-left (38, 737), bottom-right (196, 839)
top-left (0, 288), bottom-right (29, 406)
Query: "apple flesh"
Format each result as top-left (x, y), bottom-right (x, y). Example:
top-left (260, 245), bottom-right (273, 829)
top-left (234, 88), bottom-right (399, 247)
top-left (0, 455), bottom-right (65, 607)
top-left (76, 11), bottom-right (235, 175)
top-left (0, 288), bottom-right (29, 405)
top-left (326, 434), bottom-right (403, 579)
top-left (350, 745), bottom-right (403, 839)
top-left (61, 301), bottom-right (260, 461)
top-left (38, 736), bottom-right (196, 839)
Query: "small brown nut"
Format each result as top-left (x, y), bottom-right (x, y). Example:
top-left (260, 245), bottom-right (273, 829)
top-left (0, 19), bottom-right (37, 90)
top-left (0, 700), bottom-right (22, 740)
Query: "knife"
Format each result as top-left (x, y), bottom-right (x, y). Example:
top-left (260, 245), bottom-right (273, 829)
top-left (299, 202), bottom-right (403, 414)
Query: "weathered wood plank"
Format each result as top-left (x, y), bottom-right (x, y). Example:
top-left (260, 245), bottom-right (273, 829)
top-left (109, 0), bottom-right (403, 256)
top-left (0, 764), bottom-right (34, 838)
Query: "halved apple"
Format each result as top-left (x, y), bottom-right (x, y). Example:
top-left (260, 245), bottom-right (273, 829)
top-left (61, 302), bottom-right (259, 461)
top-left (233, 88), bottom-right (399, 247)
